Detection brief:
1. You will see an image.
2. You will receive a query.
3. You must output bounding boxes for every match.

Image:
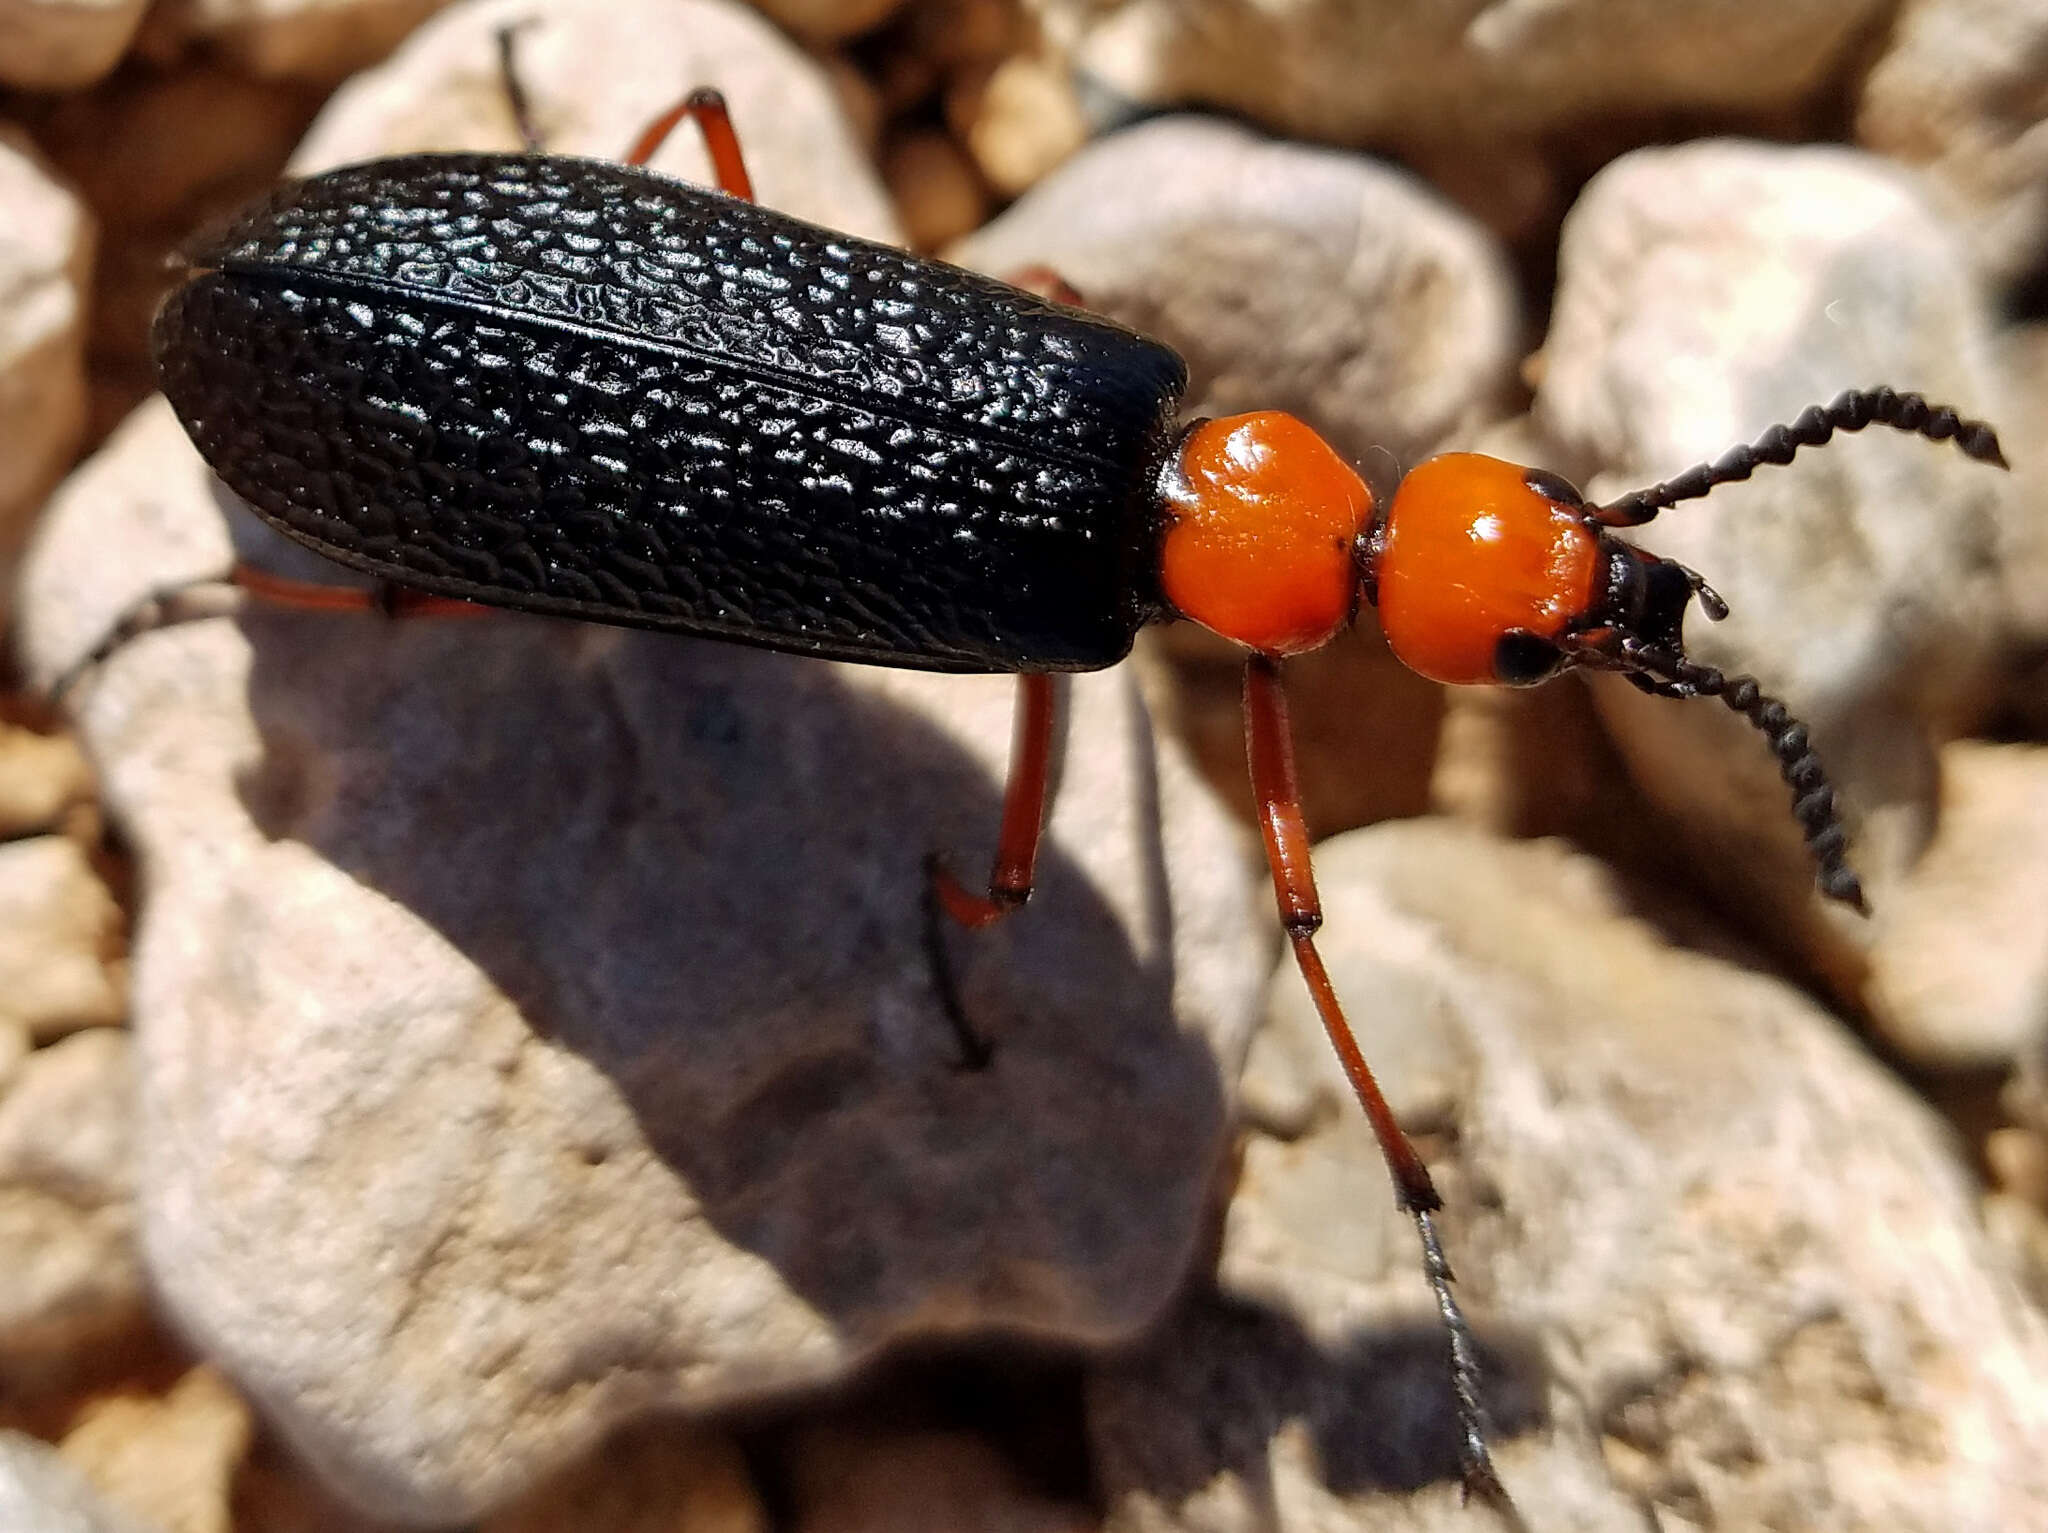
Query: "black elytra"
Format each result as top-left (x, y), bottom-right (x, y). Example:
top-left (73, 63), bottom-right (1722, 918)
top-left (152, 155), bottom-right (1190, 675)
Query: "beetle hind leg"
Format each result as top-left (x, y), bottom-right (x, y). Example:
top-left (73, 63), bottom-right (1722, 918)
top-left (624, 89), bottom-right (756, 201)
top-left (51, 563), bottom-right (489, 706)
top-left (923, 674), bottom-right (1059, 1068)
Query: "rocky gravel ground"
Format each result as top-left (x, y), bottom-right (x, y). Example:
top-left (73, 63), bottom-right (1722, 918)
top-left (1, 0), bottom-right (2046, 1527)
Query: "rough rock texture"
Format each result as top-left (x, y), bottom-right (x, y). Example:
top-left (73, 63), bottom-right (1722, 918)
top-left (0, 0), bottom-right (148, 89)
top-left (0, 1431), bottom-right (146, 1533)
top-left (0, 1029), bottom-right (140, 1371)
top-left (1533, 140), bottom-right (2012, 994)
top-left (0, 128), bottom-right (92, 588)
top-left (25, 208), bottom-right (1260, 1533)
top-left (1857, 0), bottom-right (2048, 289)
top-left (954, 115), bottom-right (1519, 840)
top-left (953, 115), bottom-right (1518, 475)
top-left (59, 1364), bottom-right (251, 1533)
top-left (1862, 741), bottom-right (2048, 1066)
top-left (288, 0), bottom-right (900, 246)
top-left (155, 0), bottom-right (458, 80)
top-left (1040, 0), bottom-right (1890, 156)
top-left (1090, 819), bottom-right (2048, 1530)
top-left (0, 838), bottom-right (125, 1042)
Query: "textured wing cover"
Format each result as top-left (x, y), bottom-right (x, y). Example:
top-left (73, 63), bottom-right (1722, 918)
top-left (153, 154), bottom-right (1189, 671)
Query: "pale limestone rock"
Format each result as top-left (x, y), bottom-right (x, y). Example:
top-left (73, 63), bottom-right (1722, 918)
top-left (952, 115), bottom-right (1519, 475)
top-left (1534, 140), bottom-right (2012, 992)
top-left (1989, 320), bottom-right (2048, 667)
top-left (0, 128), bottom-right (92, 587)
top-left (945, 51), bottom-right (1088, 197)
top-left (0, 838), bottom-right (124, 1042)
top-left (1863, 741), bottom-right (2048, 1066)
top-left (1094, 819), bottom-right (2048, 1530)
top-left (0, 1432), bottom-right (147, 1533)
top-left (0, 1030), bottom-right (140, 1369)
top-left (0, 726), bottom-right (93, 842)
top-left (0, 0), bottom-right (148, 88)
top-left (1042, 0), bottom-right (1889, 153)
top-left (288, 0), bottom-right (900, 246)
top-left (1856, 0), bottom-right (2048, 288)
top-left (0, 1022), bottom-right (25, 1096)
top-left (58, 1366), bottom-right (251, 1533)
top-left (162, 0), bottom-right (456, 80)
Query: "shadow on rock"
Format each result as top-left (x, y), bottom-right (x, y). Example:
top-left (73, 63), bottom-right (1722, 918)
top-left (230, 603), bottom-right (1235, 1346)
top-left (1091, 1290), bottom-right (1547, 1507)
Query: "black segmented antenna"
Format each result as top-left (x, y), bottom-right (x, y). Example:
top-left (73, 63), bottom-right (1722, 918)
top-left (1595, 387), bottom-right (2008, 528)
top-left (1571, 635), bottom-right (1866, 911)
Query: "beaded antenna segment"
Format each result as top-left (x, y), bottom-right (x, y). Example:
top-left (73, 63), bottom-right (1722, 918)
top-left (1360, 386), bottom-right (2008, 913)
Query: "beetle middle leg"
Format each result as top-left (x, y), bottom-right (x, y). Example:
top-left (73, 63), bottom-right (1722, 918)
top-left (923, 673), bottom-right (1059, 1069)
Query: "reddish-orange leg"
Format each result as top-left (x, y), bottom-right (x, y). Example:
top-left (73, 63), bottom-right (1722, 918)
top-left (230, 563), bottom-right (484, 620)
top-left (47, 564), bottom-right (489, 704)
top-left (624, 88), bottom-right (755, 199)
top-left (617, 49), bottom-right (1039, 1070)
top-left (1244, 654), bottom-right (1512, 1512)
top-left (924, 674), bottom-right (1059, 1068)
top-left (626, 71), bottom-right (1054, 1069)
top-left (916, 256), bottom-right (1086, 1065)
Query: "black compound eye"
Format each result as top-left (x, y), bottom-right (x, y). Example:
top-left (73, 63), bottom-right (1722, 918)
top-left (1523, 467), bottom-right (1583, 508)
top-left (1494, 628), bottom-right (1565, 686)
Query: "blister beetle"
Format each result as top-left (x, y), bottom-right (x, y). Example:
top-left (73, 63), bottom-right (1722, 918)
top-left (68, 40), bottom-right (2005, 1510)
